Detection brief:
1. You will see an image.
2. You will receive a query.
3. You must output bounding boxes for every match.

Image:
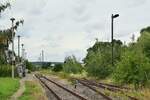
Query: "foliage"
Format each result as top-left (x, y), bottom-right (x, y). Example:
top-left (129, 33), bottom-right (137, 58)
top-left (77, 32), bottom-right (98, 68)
top-left (113, 46), bottom-right (150, 88)
top-left (138, 27), bottom-right (150, 59)
top-left (112, 26), bottom-right (150, 88)
top-left (84, 40), bottom-right (123, 79)
top-left (52, 63), bottom-right (63, 72)
top-left (0, 65), bottom-right (17, 77)
top-left (25, 60), bottom-right (36, 71)
top-left (0, 78), bottom-right (19, 99)
top-left (63, 55), bottom-right (82, 74)
top-left (0, 56), bottom-right (6, 65)
top-left (0, 1), bottom-right (24, 64)
top-left (42, 62), bottom-right (51, 69)
top-left (0, 2), bottom-right (10, 13)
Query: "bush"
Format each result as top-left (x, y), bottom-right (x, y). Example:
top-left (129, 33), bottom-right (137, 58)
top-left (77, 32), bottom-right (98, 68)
top-left (0, 65), bottom-right (17, 77)
top-left (85, 51), bottom-right (112, 79)
top-left (42, 62), bottom-right (51, 69)
top-left (113, 49), bottom-right (150, 88)
top-left (84, 40), bottom-right (123, 79)
top-left (63, 56), bottom-right (82, 74)
top-left (52, 63), bottom-right (63, 72)
top-left (25, 60), bottom-right (36, 71)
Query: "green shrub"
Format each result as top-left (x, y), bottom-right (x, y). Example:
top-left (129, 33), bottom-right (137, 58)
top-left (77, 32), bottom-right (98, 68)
top-left (63, 56), bottom-right (82, 74)
top-left (113, 50), bottom-right (150, 88)
top-left (25, 60), bottom-right (36, 71)
top-left (52, 63), bottom-right (63, 72)
top-left (0, 65), bottom-right (17, 77)
top-left (84, 40), bottom-right (123, 79)
top-left (85, 51), bottom-right (112, 79)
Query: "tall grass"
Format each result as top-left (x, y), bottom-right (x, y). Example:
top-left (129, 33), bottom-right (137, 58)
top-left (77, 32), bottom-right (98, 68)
top-left (19, 81), bottom-right (47, 100)
top-left (0, 65), bottom-right (17, 77)
top-left (0, 78), bottom-right (19, 99)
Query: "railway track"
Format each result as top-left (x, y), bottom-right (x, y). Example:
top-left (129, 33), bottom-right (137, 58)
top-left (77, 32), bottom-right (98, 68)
top-left (36, 74), bottom-right (113, 100)
top-left (76, 78), bottom-right (138, 100)
top-left (77, 79), bottom-right (112, 100)
top-left (35, 74), bottom-right (61, 100)
top-left (35, 74), bottom-right (88, 100)
top-left (36, 73), bottom-right (138, 100)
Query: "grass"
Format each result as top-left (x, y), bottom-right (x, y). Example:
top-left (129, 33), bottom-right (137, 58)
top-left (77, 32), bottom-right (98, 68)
top-left (39, 69), bottom-right (87, 79)
top-left (0, 77), bottom-right (20, 100)
top-left (19, 81), bottom-right (47, 100)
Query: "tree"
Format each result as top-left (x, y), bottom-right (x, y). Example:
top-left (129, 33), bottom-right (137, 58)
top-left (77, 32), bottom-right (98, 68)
top-left (0, 2), bottom-right (24, 64)
top-left (113, 27), bottom-right (150, 88)
top-left (0, 2), bottom-right (11, 64)
top-left (84, 40), bottom-right (123, 78)
top-left (113, 48), bottom-right (150, 88)
top-left (138, 26), bottom-right (150, 59)
top-left (0, 2), bottom-right (10, 13)
top-left (42, 62), bottom-right (51, 69)
top-left (52, 63), bottom-right (63, 72)
top-left (25, 60), bottom-right (36, 71)
top-left (63, 55), bottom-right (82, 74)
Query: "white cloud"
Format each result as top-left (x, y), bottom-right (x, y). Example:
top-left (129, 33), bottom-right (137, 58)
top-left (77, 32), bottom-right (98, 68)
top-left (1, 0), bottom-right (150, 61)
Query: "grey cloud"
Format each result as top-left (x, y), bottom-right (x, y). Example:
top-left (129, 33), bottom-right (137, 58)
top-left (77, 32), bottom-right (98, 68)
top-left (127, 0), bottom-right (147, 7)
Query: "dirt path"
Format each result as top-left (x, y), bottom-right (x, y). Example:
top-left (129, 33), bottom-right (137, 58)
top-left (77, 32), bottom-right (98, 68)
top-left (11, 74), bottom-right (47, 100)
top-left (11, 77), bottom-right (25, 100)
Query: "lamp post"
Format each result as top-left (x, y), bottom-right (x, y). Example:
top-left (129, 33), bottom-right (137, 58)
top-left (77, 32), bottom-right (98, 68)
top-left (17, 35), bottom-right (21, 62)
top-left (42, 50), bottom-right (44, 67)
top-left (111, 14), bottom-right (119, 66)
top-left (10, 17), bottom-right (15, 78)
top-left (21, 44), bottom-right (24, 59)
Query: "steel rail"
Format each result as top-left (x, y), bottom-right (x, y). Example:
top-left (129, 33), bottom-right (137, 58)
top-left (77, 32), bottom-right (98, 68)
top-left (81, 79), bottom-right (138, 100)
top-left (35, 74), bottom-right (62, 100)
top-left (77, 79), bottom-right (112, 100)
top-left (42, 75), bottom-right (87, 100)
top-left (83, 78), bottom-right (130, 90)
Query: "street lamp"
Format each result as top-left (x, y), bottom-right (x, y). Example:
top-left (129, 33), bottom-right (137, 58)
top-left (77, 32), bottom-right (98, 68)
top-left (10, 17), bottom-right (15, 78)
top-left (21, 44), bottom-right (24, 59)
top-left (17, 35), bottom-right (21, 62)
top-left (111, 14), bottom-right (119, 66)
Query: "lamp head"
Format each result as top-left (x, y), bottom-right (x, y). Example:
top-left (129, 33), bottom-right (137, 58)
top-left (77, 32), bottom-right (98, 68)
top-left (21, 44), bottom-right (24, 47)
top-left (17, 35), bottom-right (20, 38)
top-left (112, 14), bottom-right (119, 18)
top-left (10, 17), bottom-right (15, 22)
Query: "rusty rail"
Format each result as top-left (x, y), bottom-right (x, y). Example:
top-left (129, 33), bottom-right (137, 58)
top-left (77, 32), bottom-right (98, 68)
top-left (42, 75), bottom-right (87, 100)
top-left (35, 74), bottom-right (62, 100)
top-left (81, 79), bottom-right (138, 100)
top-left (83, 78), bottom-right (130, 90)
top-left (77, 79), bottom-right (112, 100)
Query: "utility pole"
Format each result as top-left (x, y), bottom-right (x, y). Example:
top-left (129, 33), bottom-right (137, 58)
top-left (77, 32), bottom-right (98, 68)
top-left (21, 44), bottom-right (24, 60)
top-left (42, 50), bottom-right (44, 66)
top-left (17, 35), bottom-right (21, 62)
top-left (10, 17), bottom-right (15, 79)
top-left (111, 14), bottom-right (119, 67)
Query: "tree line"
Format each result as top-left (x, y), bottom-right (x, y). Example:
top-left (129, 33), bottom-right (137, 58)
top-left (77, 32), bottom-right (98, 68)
top-left (0, 2), bottom-right (24, 77)
top-left (50, 26), bottom-right (150, 88)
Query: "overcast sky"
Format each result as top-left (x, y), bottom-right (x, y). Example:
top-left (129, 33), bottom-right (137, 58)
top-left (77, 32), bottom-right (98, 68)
top-left (0, 0), bottom-right (150, 62)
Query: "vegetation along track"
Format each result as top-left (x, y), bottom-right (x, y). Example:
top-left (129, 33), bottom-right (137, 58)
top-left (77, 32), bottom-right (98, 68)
top-left (35, 74), bottom-right (88, 100)
top-left (77, 78), bottom-right (138, 100)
